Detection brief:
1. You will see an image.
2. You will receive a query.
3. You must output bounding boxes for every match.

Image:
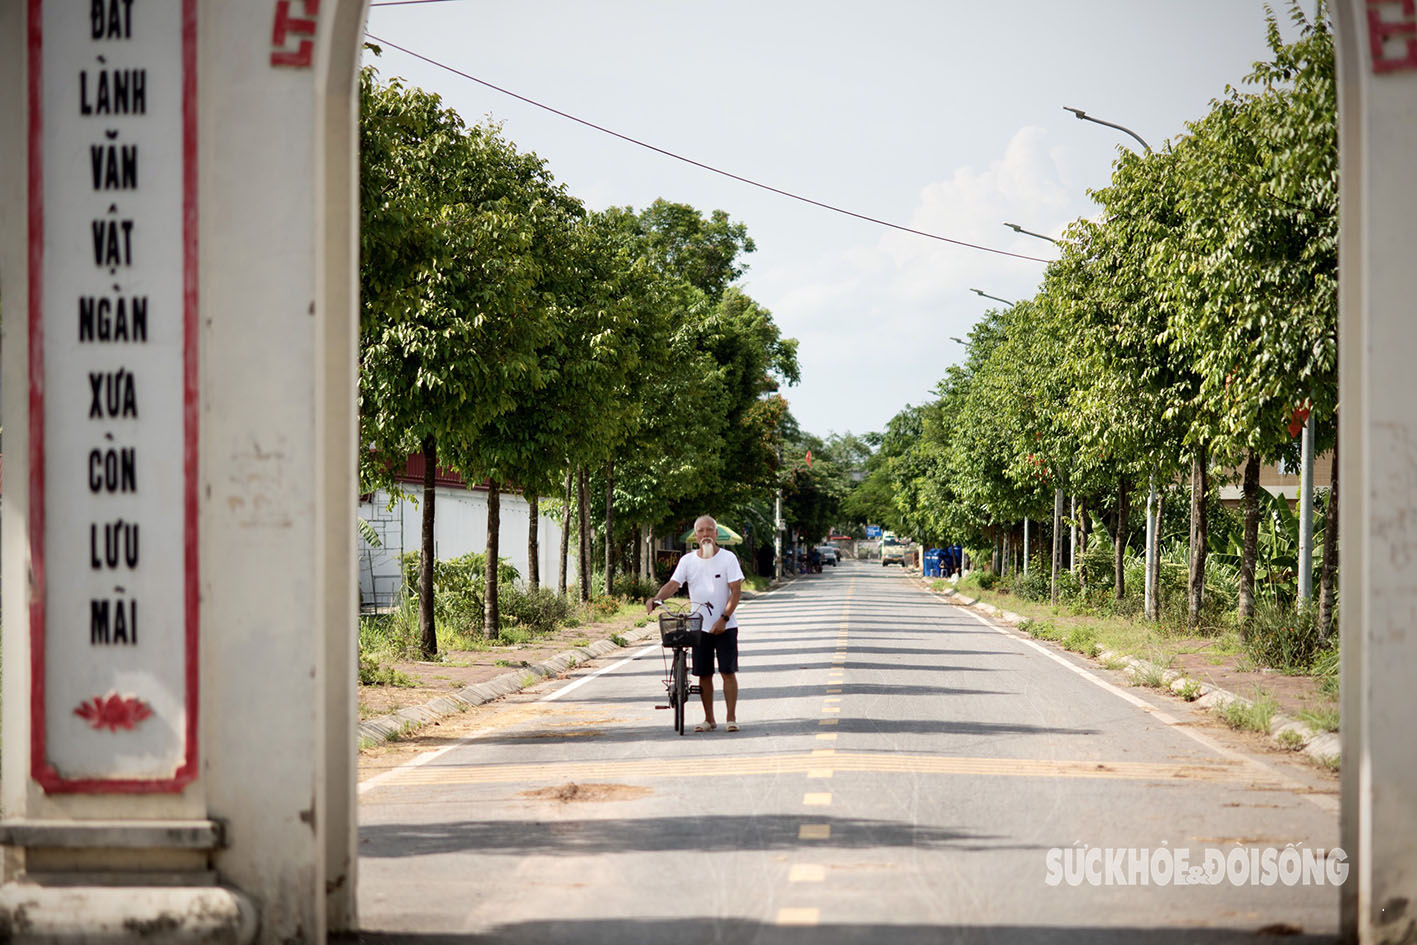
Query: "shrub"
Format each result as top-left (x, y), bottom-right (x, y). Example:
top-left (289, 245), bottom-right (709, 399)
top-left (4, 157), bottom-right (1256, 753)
top-left (501, 584), bottom-right (574, 636)
top-left (358, 652), bottom-right (415, 687)
top-left (399, 551), bottom-right (521, 638)
top-left (975, 570), bottom-right (999, 591)
top-left (1245, 599), bottom-right (1327, 672)
top-left (359, 605), bottom-right (422, 660)
top-left (1062, 627), bottom-right (1098, 657)
top-left (1012, 568), bottom-right (1050, 602)
top-left (1078, 535), bottom-right (1118, 590)
top-left (611, 573), bottom-right (660, 601)
top-left (585, 595), bottom-right (623, 619)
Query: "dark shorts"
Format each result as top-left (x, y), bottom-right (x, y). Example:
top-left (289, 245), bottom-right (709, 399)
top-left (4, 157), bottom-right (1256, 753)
top-left (692, 627), bottom-right (739, 677)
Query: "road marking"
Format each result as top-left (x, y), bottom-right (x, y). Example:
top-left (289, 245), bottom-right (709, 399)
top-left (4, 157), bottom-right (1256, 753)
top-left (777, 907), bottom-right (819, 926)
top-left (803, 792), bottom-right (832, 806)
top-left (807, 768), bottom-right (834, 779)
top-left (789, 864), bottom-right (826, 882)
top-left (815, 733), bottom-right (839, 741)
top-left (810, 748), bottom-right (836, 757)
top-left (826, 688), bottom-right (842, 695)
top-left (540, 642), bottom-right (660, 703)
top-left (824, 697), bottom-right (841, 703)
top-left (818, 719), bottom-right (838, 726)
top-left (799, 824), bottom-right (831, 840)
top-left (822, 707), bottom-right (841, 713)
top-left (948, 601), bottom-right (1339, 812)
top-left (372, 750), bottom-right (1270, 789)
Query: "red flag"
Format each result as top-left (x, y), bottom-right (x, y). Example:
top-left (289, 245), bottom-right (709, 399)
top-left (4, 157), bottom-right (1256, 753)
top-left (805, 449), bottom-right (813, 467)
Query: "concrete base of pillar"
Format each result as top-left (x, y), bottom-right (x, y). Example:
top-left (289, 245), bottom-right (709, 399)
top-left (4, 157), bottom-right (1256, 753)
top-left (0, 883), bottom-right (257, 944)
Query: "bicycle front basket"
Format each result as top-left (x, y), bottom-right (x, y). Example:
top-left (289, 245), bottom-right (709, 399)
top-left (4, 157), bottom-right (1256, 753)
top-left (658, 612), bottom-right (704, 647)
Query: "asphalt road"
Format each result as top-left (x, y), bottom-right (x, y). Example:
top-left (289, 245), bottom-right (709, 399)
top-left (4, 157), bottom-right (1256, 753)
top-left (352, 559), bottom-right (1341, 944)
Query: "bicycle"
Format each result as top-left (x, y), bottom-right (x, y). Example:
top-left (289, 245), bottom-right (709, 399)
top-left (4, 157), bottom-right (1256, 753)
top-left (650, 598), bottom-right (707, 735)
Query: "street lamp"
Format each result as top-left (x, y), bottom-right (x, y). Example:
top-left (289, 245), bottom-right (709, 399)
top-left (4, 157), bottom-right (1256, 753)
top-left (1067, 104), bottom-right (1158, 616)
top-left (970, 288), bottom-right (1014, 306)
top-left (1003, 222), bottom-right (1058, 246)
top-left (1063, 106), bottom-right (1152, 152)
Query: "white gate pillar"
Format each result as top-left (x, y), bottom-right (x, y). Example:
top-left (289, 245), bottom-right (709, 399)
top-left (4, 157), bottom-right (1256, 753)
top-left (1336, 2), bottom-right (1417, 943)
top-left (0, 2), bottom-right (366, 942)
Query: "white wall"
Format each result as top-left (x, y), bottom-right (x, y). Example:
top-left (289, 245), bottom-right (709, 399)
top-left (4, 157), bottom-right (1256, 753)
top-left (358, 486), bottom-right (576, 606)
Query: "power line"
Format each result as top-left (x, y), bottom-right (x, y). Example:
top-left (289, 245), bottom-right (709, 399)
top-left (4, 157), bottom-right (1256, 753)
top-left (362, 33), bottom-right (1053, 265)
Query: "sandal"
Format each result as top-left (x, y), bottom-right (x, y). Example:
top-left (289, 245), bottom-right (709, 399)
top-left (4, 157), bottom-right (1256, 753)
top-left (695, 722), bottom-right (717, 732)
top-left (725, 722), bottom-right (740, 732)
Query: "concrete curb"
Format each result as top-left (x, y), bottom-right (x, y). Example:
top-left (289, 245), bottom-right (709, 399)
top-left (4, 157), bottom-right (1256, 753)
top-left (358, 582), bottom-right (786, 750)
top-left (919, 577), bottom-right (1342, 767)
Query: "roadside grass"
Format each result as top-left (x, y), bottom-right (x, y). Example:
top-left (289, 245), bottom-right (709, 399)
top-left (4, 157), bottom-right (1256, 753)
top-left (1130, 657), bottom-right (1173, 690)
top-left (1299, 702), bottom-right (1340, 733)
top-left (360, 590), bottom-right (654, 667)
top-left (1277, 729), bottom-right (1306, 750)
top-left (1176, 678), bottom-right (1204, 702)
top-left (939, 575), bottom-right (1325, 722)
top-left (1218, 690), bottom-right (1278, 734)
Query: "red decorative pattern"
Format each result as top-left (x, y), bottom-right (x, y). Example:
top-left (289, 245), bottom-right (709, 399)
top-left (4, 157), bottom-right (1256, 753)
top-left (74, 694), bottom-right (155, 732)
top-left (1367, 0), bottom-right (1417, 73)
top-left (271, 0), bottom-right (321, 68)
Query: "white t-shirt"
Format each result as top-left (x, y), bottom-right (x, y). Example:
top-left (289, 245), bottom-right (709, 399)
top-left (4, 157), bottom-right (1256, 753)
top-left (670, 548), bottom-right (745, 629)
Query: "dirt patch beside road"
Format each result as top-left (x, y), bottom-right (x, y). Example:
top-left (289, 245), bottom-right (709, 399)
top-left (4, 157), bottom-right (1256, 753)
top-left (358, 610), bottom-right (650, 720)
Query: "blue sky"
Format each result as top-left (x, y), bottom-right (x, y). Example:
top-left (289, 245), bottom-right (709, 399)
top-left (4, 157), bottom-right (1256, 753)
top-left (364, 0), bottom-right (1302, 439)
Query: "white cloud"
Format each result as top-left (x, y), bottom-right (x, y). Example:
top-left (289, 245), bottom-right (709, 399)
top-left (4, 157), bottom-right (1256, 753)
top-left (762, 126), bottom-right (1089, 435)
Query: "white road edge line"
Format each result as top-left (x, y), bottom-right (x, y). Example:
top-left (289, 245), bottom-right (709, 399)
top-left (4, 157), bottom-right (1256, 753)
top-left (540, 643), bottom-right (660, 702)
top-left (945, 597), bottom-right (1338, 813)
top-left (359, 642), bottom-right (659, 796)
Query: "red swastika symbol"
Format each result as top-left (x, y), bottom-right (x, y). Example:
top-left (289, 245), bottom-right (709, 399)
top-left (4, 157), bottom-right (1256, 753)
top-left (271, 0), bottom-right (322, 68)
top-left (1368, 0), bottom-right (1417, 73)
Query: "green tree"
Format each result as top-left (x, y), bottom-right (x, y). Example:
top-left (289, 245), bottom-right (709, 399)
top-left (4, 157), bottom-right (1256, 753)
top-left (360, 67), bottom-right (555, 657)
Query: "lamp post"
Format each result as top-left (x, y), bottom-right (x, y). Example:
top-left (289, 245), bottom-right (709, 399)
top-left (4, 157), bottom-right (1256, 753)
top-left (1067, 105), bottom-right (1163, 620)
top-left (970, 288), bottom-right (1014, 306)
top-left (1003, 222), bottom-right (1059, 245)
top-left (1064, 106), bottom-right (1152, 153)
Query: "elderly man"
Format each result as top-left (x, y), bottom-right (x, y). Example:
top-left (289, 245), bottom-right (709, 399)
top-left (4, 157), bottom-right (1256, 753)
top-left (646, 515), bottom-right (745, 731)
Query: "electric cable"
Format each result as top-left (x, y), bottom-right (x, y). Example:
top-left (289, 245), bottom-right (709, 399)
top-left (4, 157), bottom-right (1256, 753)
top-left (363, 32), bottom-right (1053, 264)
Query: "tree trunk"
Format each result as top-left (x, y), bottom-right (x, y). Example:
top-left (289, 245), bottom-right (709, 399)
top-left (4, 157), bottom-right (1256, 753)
top-left (1319, 426), bottom-right (1339, 641)
top-left (1077, 496), bottom-right (1088, 593)
top-left (1003, 527), bottom-right (1011, 578)
top-left (557, 470), bottom-right (571, 597)
top-left (1114, 478), bottom-right (1129, 600)
top-left (484, 480), bottom-right (501, 638)
top-left (1238, 450), bottom-right (1261, 632)
top-left (418, 436), bottom-right (438, 659)
top-left (1051, 488), bottom-right (1064, 604)
top-left (631, 524), bottom-right (642, 586)
top-left (577, 466), bottom-right (591, 603)
top-left (603, 461), bottom-right (615, 597)
top-left (1147, 488), bottom-right (1163, 620)
top-left (1188, 447), bottom-right (1210, 629)
top-left (527, 494), bottom-right (540, 591)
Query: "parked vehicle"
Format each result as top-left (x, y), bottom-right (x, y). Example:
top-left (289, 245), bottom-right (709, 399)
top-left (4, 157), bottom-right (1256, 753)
top-left (817, 545), bottom-right (839, 566)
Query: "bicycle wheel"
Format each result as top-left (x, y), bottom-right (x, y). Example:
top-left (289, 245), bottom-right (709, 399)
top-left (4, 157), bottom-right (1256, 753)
top-left (673, 649), bottom-right (688, 735)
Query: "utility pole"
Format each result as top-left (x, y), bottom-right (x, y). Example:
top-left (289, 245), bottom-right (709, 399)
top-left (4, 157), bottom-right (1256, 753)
top-left (1298, 411), bottom-right (1315, 604)
top-left (774, 489), bottom-right (784, 580)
